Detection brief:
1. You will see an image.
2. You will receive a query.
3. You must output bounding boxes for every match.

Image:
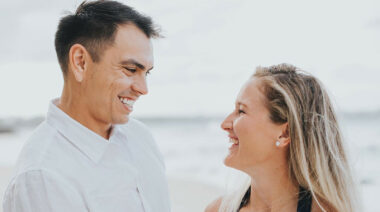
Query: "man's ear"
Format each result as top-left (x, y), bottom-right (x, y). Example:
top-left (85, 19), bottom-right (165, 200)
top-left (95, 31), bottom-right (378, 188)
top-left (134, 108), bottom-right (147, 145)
top-left (68, 44), bottom-right (90, 82)
top-left (277, 123), bottom-right (291, 147)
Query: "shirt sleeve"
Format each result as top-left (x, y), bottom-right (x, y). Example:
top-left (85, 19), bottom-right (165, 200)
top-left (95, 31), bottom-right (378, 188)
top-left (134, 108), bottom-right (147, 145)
top-left (3, 169), bottom-right (87, 212)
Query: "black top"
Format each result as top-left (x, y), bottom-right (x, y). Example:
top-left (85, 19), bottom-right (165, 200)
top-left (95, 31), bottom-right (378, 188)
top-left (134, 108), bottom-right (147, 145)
top-left (238, 186), bottom-right (312, 212)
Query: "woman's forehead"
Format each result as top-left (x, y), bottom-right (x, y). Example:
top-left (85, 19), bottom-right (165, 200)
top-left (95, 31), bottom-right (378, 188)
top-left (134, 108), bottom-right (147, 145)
top-left (236, 78), bottom-right (266, 107)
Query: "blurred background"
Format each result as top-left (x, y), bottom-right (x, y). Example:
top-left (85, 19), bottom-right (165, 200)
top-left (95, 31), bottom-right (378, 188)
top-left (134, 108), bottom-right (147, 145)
top-left (0, 0), bottom-right (379, 211)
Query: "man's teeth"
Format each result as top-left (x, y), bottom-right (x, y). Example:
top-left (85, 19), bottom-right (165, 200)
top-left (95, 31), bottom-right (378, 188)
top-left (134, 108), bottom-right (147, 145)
top-left (229, 138), bottom-right (239, 144)
top-left (119, 97), bottom-right (135, 108)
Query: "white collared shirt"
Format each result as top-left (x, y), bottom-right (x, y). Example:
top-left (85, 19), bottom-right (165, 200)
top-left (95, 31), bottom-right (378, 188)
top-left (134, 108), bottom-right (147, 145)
top-left (3, 99), bottom-right (171, 212)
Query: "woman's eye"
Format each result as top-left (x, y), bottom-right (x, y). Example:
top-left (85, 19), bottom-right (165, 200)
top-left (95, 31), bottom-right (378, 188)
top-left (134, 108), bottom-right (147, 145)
top-left (238, 109), bottom-right (245, 114)
top-left (145, 70), bottom-right (151, 76)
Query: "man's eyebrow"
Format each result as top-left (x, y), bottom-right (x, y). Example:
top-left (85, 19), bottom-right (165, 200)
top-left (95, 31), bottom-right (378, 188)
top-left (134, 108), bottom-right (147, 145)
top-left (120, 59), bottom-right (153, 71)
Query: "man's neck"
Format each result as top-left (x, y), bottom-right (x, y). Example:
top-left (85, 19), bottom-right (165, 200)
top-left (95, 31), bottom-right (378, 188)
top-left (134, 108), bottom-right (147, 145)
top-left (58, 89), bottom-right (112, 139)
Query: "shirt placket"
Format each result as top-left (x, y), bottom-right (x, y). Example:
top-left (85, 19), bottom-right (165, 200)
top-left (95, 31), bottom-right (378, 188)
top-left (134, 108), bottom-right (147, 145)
top-left (136, 175), bottom-right (151, 212)
top-left (116, 132), bottom-right (151, 212)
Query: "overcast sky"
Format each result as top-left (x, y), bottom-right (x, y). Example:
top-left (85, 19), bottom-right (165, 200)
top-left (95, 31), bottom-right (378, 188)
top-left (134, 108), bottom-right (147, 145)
top-left (0, 0), bottom-right (379, 118)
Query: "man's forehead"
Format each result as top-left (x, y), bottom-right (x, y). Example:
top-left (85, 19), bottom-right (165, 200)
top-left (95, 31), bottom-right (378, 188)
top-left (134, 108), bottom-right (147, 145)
top-left (108, 25), bottom-right (154, 69)
top-left (114, 24), bottom-right (151, 44)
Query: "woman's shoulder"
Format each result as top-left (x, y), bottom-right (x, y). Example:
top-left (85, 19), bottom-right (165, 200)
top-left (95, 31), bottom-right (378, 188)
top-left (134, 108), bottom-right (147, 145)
top-left (311, 198), bottom-right (337, 212)
top-left (205, 196), bottom-right (223, 212)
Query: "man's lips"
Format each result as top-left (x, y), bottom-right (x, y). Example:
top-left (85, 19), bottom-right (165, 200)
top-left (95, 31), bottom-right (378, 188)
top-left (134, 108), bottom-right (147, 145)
top-left (118, 96), bottom-right (136, 111)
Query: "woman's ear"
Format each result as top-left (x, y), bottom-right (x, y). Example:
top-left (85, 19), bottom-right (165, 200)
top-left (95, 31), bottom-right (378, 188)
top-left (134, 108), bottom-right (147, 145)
top-left (68, 44), bottom-right (89, 82)
top-left (277, 123), bottom-right (290, 147)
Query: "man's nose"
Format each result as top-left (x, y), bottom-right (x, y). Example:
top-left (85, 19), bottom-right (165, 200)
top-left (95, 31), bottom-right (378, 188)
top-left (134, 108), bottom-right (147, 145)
top-left (132, 75), bottom-right (148, 95)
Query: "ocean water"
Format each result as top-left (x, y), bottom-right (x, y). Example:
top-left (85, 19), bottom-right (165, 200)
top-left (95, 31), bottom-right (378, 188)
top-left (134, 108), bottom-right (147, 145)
top-left (0, 115), bottom-right (379, 211)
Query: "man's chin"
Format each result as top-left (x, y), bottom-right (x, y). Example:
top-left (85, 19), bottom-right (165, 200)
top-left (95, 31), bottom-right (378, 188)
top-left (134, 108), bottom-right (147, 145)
top-left (113, 115), bottom-right (130, 125)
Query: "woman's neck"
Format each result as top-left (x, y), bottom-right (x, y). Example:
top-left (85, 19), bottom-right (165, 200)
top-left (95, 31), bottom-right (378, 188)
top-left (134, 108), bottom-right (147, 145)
top-left (244, 162), bottom-right (299, 212)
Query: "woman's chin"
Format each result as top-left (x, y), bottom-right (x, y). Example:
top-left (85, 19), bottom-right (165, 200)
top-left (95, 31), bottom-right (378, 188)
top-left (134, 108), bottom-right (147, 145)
top-left (224, 152), bottom-right (249, 172)
top-left (224, 153), bottom-right (237, 168)
top-left (224, 143), bottom-right (240, 167)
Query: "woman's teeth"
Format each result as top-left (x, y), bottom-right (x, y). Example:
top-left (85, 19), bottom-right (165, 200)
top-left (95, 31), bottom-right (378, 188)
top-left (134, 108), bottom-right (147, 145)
top-left (119, 97), bottom-right (135, 109)
top-left (229, 138), bottom-right (239, 145)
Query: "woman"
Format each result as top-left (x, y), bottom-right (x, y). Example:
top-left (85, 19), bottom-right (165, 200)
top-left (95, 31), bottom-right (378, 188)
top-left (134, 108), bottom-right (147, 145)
top-left (206, 64), bottom-right (358, 212)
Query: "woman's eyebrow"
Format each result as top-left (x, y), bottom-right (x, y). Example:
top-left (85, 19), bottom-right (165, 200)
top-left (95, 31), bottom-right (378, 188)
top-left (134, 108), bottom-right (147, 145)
top-left (236, 101), bottom-right (248, 108)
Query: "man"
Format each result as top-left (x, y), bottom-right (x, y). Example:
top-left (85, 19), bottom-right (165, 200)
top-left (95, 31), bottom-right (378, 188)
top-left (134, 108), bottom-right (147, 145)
top-left (3, 1), bottom-right (170, 211)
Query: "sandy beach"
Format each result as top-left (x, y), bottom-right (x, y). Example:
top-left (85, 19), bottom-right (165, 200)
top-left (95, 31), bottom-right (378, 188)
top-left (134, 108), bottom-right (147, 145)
top-left (0, 166), bottom-right (222, 212)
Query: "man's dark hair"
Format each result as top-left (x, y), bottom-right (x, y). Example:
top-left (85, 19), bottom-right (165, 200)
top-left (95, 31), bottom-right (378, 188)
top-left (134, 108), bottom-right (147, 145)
top-left (55, 0), bottom-right (160, 76)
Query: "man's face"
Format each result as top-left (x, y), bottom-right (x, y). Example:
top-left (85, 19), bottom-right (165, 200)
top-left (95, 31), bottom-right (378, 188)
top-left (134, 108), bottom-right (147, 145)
top-left (81, 24), bottom-right (153, 124)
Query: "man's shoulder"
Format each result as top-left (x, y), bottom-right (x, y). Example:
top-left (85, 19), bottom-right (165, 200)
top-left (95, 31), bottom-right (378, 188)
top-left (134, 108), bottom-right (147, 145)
top-left (15, 121), bottom-right (62, 173)
top-left (26, 119), bottom-right (61, 141)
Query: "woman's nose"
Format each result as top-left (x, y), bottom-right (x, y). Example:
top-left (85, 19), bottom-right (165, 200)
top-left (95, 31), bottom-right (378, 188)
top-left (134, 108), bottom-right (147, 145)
top-left (221, 113), bottom-right (233, 131)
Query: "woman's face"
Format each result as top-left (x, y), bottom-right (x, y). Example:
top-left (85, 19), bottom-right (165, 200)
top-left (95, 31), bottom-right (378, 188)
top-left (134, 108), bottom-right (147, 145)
top-left (222, 78), bottom-right (285, 172)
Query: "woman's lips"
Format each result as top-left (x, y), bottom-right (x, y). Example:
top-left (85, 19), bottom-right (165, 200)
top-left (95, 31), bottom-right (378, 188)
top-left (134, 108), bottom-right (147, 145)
top-left (228, 137), bottom-right (239, 150)
top-left (229, 137), bottom-right (239, 144)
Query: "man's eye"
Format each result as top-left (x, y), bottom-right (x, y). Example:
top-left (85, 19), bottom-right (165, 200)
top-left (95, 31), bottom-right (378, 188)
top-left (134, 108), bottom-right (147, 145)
top-left (124, 67), bottom-right (136, 73)
top-left (145, 70), bottom-right (151, 76)
top-left (238, 109), bottom-right (245, 114)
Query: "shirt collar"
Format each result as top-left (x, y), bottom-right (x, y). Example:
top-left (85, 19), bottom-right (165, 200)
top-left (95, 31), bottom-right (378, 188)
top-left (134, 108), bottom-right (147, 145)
top-left (46, 98), bottom-right (116, 164)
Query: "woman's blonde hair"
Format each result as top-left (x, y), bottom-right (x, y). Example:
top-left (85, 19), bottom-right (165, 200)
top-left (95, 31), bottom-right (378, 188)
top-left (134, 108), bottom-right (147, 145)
top-left (219, 64), bottom-right (358, 212)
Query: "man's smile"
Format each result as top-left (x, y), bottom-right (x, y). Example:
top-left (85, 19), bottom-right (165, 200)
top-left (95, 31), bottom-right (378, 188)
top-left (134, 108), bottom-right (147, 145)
top-left (118, 96), bottom-right (136, 111)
